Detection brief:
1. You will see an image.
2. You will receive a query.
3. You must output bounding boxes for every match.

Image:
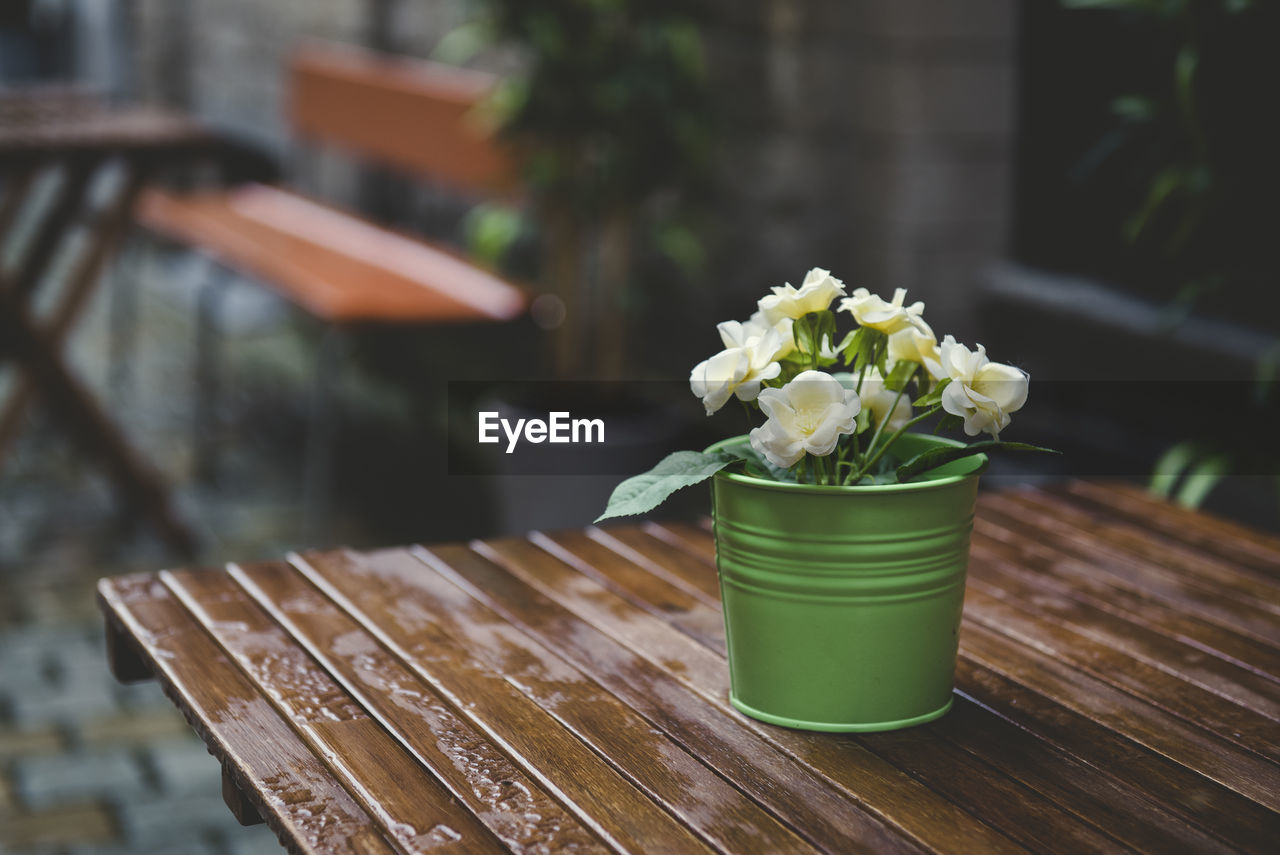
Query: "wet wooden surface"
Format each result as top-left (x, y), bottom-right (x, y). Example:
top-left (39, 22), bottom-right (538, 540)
top-left (98, 481), bottom-right (1280, 854)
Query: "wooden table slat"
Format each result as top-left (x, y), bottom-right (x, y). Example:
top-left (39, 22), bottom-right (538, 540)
top-left (96, 576), bottom-right (398, 855)
top-left (1058, 480), bottom-right (1280, 568)
top-left (927, 696), bottom-right (1238, 855)
top-left (967, 547), bottom-right (1280, 717)
top-left (96, 482), bottom-right (1280, 854)
top-left (161, 568), bottom-right (509, 854)
top-left (956, 657), bottom-right (1280, 855)
top-left (1002, 487), bottom-right (1280, 605)
top-left (525, 529), bottom-right (726, 655)
top-left (478, 535), bottom-right (1041, 855)
top-left (286, 551), bottom-right (728, 855)
top-left (975, 500), bottom-right (1280, 647)
top-left (584, 527), bottom-right (724, 603)
top-left (410, 543), bottom-right (925, 855)
top-left (960, 620), bottom-right (1280, 810)
top-left (970, 532), bottom-right (1280, 679)
top-left (518, 532), bottom-right (1230, 855)
top-left (618, 519), bottom-right (1280, 852)
top-left (962, 583), bottom-right (1280, 762)
top-left (226, 560), bottom-right (609, 855)
top-left (269, 551), bottom-right (810, 855)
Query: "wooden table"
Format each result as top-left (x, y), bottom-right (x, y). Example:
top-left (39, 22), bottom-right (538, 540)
top-left (1, 91), bottom-right (262, 553)
top-left (98, 481), bottom-right (1280, 854)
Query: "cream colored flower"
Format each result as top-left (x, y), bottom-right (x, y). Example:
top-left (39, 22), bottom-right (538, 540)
top-left (758, 268), bottom-right (846, 325)
top-left (749, 370), bottom-right (860, 468)
top-left (690, 326), bottom-right (785, 415)
top-left (858, 367), bottom-right (914, 434)
top-left (840, 287), bottom-right (925, 335)
top-left (938, 336), bottom-right (1029, 439)
top-left (887, 318), bottom-right (944, 380)
top-left (742, 310), bottom-right (796, 359)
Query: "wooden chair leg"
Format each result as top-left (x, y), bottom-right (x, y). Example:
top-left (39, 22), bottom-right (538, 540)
top-left (0, 291), bottom-right (198, 554)
top-left (0, 163), bottom-right (146, 463)
top-left (222, 768), bottom-right (265, 826)
top-left (104, 615), bottom-right (152, 683)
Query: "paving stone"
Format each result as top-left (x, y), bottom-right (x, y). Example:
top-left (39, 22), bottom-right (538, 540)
top-left (9, 676), bottom-right (121, 728)
top-left (225, 823), bottom-right (287, 855)
top-left (0, 800), bottom-right (117, 850)
top-left (76, 709), bottom-right (195, 747)
top-left (15, 749), bottom-right (149, 810)
top-left (68, 837), bottom-right (221, 855)
top-left (147, 739), bottom-right (223, 796)
top-left (111, 677), bottom-right (183, 713)
top-left (114, 790), bottom-right (247, 849)
top-left (22, 584), bottom-right (104, 626)
top-left (0, 725), bottom-right (65, 761)
top-left (0, 627), bottom-right (80, 694)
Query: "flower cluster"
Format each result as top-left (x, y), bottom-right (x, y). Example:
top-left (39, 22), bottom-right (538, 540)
top-left (690, 267), bottom-right (1030, 484)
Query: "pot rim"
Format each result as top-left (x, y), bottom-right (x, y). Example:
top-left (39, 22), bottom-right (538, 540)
top-left (706, 434), bottom-right (987, 495)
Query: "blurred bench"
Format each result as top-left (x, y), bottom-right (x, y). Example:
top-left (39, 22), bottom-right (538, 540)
top-left (137, 43), bottom-right (528, 530)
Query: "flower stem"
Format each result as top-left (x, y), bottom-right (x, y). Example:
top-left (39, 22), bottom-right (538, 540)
top-left (863, 364), bottom-right (916, 466)
top-left (852, 404), bottom-right (942, 482)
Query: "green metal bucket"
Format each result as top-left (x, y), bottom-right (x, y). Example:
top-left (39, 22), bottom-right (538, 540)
top-left (708, 434), bottom-right (986, 732)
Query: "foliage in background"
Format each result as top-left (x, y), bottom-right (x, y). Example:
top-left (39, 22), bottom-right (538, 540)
top-left (1063, 0), bottom-right (1276, 327)
top-left (442, 0), bottom-right (713, 380)
top-left (1063, 0), bottom-right (1280, 511)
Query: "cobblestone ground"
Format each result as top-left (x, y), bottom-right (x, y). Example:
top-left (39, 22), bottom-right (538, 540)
top-left (0, 238), bottom-right (384, 854)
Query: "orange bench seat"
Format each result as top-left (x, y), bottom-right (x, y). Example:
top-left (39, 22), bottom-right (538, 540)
top-left (138, 182), bottom-right (526, 324)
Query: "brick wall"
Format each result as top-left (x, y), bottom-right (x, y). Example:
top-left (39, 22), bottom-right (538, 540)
top-left (704, 0), bottom-right (1016, 338)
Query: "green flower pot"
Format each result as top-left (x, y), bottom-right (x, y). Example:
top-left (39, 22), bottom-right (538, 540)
top-left (707, 433), bottom-right (987, 732)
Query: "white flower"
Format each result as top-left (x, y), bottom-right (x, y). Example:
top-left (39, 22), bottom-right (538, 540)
top-left (938, 335), bottom-right (1029, 439)
top-left (840, 287), bottom-right (925, 335)
top-left (749, 370), bottom-right (860, 468)
top-left (758, 268), bottom-right (846, 325)
top-left (887, 318), bottom-right (944, 380)
top-left (690, 325), bottom-right (785, 415)
top-left (742, 310), bottom-right (796, 359)
top-left (859, 367), bottom-right (914, 434)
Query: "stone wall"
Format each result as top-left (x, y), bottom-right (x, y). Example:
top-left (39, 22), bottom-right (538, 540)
top-left (703, 0), bottom-right (1016, 338)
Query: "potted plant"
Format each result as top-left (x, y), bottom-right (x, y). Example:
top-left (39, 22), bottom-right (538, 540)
top-left (599, 268), bottom-right (1054, 731)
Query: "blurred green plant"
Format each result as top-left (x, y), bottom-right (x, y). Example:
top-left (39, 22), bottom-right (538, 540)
top-left (1063, 0), bottom-right (1273, 328)
top-left (441, 0), bottom-right (713, 380)
top-left (1065, 0), bottom-right (1280, 515)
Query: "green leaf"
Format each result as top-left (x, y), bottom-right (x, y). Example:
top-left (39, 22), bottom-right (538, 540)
top-left (814, 310), bottom-right (837, 351)
top-left (1111, 95), bottom-right (1155, 122)
top-left (596, 451), bottom-right (736, 522)
top-left (933, 412), bottom-right (964, 434)
top-left (463, 203), bottom-right (524, 268)
top-left (1124, 166), bottom-right (1184, 243)
top-left (841, 328), bottom-right (866, 366)
top-left (431, 21), bottom-right (493, 65)
top-left (794, 316), bottom-right (817, 358)
top-left (851, 328), bottom-right (885, 373)
top-left (835, 330), bottom-right (859, 364)
top-left (884, 360), bottom-right (917, 393)
top-left (1149, 441), bottom-right (1199, 498)
top-left (914, 377), bottom-right (952, 408)
top-left (896, 441), bottom-right (1060, 483)
top-left (1174, 454), bottom-right (1230, 509)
